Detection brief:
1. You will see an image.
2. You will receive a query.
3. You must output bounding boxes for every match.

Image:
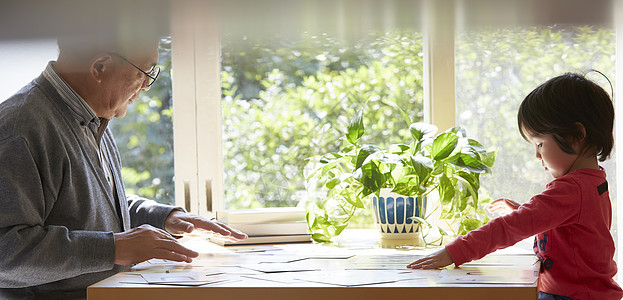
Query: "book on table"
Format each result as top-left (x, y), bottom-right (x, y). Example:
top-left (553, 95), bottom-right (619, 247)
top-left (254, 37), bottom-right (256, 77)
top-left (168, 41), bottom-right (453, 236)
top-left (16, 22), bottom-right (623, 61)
top-left (216, 207), bottom-right (306, 224)
top-left (225, 221), bottom-right (308, 236)
top-left (209, 234), bottom-right (311, 246)
top-left (213, 207), bottom-right (311, 245)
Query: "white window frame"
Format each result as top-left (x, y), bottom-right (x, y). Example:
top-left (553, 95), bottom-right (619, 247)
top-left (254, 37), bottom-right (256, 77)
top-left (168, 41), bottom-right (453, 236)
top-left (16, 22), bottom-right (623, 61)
top-left (171, 0), bottom-right (224, 219)
top-left (170, 0), bottom-right (456, 218)
top-left (171, 6), bottom-right (623, 284)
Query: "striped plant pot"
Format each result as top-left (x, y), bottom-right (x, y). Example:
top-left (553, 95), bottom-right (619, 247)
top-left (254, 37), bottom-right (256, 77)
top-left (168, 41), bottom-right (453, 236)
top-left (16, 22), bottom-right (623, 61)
top-left (371, 189), bottom-right (427, 244)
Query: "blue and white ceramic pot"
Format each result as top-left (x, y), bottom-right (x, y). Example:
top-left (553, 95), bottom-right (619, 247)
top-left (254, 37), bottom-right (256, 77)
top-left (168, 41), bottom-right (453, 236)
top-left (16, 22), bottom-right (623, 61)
top-left (371, 188), bottom-right (427, 247)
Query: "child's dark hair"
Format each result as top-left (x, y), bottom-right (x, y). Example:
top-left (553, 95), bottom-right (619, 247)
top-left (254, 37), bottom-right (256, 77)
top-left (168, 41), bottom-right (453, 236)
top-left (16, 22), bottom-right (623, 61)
top-left (517, 72), bottom-right (614, 162)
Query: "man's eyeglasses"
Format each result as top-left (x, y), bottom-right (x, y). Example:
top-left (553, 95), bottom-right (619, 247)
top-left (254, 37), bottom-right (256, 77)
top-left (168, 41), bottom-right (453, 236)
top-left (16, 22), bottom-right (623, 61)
top-left (109, 52), bottom-right (160, 87)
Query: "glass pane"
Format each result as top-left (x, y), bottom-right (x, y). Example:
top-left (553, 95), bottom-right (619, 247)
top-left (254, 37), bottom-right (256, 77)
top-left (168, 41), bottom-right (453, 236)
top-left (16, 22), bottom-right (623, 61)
top-left (220, 1), bottom-right (423, 213)
top-left (455, 26), bottom-right (616, 220)
top-left (110, 37), bottom-right (175, 205)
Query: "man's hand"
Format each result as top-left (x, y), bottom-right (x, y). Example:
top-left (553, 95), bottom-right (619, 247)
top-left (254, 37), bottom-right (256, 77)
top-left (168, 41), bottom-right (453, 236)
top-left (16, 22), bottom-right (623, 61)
top-left (164, 210), bottom-right (248, 241)
top-left (113, 224), bottom-right (199, 265)
top-left (407, 248), bottom-right (454, 269)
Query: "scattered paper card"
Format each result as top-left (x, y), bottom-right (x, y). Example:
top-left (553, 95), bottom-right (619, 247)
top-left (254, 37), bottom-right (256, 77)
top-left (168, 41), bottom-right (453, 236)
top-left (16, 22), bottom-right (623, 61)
top-left (438, 265), bottom-right (538, 284)
top-left (440, 267), bottom-right (537, 279)
top-left (140, 272), bottom-right (229, 286)
top-left (347, 255), bottom-right (422, 270)
top-left (227, 245), bottom-right (282, 253)
top-left (438, 275), bottom-right (537, 284)
top-left (251, 254), bottom-right (309, 263)
top-left (242, 273), bottom-right (309, 284)
top-left (292, 270), bottom-right (422, 287)
top-left (240, 262), bottom-right (319, 273)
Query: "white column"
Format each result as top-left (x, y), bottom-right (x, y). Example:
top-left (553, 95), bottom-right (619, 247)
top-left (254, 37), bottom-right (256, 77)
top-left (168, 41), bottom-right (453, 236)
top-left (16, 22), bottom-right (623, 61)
top-left (171, 0), bottom-right (200, 214)
top-left (422, 0), bottom-right (455, 132)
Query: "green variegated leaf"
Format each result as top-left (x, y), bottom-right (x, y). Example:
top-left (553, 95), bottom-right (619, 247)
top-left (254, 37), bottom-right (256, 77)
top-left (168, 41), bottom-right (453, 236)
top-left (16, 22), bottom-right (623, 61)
top-left (392, 175), bottom-right (419, 196)
top-left (446, 126), bottom-right (466, 137)
top-left (431, 132), bottom-right (458, 160)
top-left (459, 219), bottom-right (483, 235)
top-left (482, 150), bottom-right (498, 168)
top-left (355, 145), bottom-right (382, 169)
top-left (454, 151), bottom-right (491, 173)
top-left (355, 161), bottom-right (384, 197)
top-left (346, 106), bottom-right (365, 144)
top-left (438, 174), bottom-right (454, 204)
top-left (409, 122), bottom-right (438, 141)
top-left (333, 223), bottom-right (349, 236)
top-left (410, 155), bottom-right (433, 184)
top-left (311, 233), bottom-right (332, 243)
top-left (410, 216), bottom-right (431, 229)
top-left (325, 177), bottom-right (341, 189)
top-left (389, 144), bottom-right (411, 154)
top-left (467, 139), bottom-right (487, 155)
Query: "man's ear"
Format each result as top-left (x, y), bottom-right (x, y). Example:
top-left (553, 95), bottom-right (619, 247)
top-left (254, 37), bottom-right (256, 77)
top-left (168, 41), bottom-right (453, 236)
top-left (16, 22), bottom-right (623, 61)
top-left (90, 53), bottom-right (113, 84)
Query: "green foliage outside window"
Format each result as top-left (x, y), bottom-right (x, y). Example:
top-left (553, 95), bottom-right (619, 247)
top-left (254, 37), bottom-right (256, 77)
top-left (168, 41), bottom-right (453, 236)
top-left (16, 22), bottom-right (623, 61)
top-left (110, 38), bottom-right (174, 205)
top-left (111, 26), bottom-right (615, 225)
top-left (221, 31), bottom-right (425, 211)
top-left (455, 25), bottom-right (615, 205)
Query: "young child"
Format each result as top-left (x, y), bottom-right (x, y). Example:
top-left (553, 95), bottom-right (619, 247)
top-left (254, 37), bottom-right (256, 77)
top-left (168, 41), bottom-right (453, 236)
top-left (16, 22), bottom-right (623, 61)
top-left (407, 72), bottom-right (623, 300)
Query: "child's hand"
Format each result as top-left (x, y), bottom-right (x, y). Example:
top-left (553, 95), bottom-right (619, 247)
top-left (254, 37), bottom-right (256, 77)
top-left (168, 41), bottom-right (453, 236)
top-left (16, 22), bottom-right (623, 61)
top-left (406, 248), bottom-right (453, 269)
top-left (487, 198), bottom-right (520, 216)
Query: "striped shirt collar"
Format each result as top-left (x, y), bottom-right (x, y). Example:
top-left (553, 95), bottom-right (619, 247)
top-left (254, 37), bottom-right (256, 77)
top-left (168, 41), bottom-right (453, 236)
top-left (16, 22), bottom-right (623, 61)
top-left (43, 61), bottom-right (101, 129)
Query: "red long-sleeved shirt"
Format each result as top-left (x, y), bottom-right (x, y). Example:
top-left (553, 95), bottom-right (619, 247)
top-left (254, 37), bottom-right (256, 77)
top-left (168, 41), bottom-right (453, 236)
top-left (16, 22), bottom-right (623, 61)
top-left (446, 168), bottom-right (623, 300)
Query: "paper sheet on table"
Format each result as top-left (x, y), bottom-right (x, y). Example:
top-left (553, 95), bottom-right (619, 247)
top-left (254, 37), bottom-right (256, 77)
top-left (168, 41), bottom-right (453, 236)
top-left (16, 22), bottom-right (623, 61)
top-left (306, 253), bottom-right (354, 259)
top-left (274, 243), bottom-right (355, 259)
top-left (140, 272), bottom-right (230, 286)
top-left (240, 262), bottom-right (319, 273)
top-left (438, 275), bottom-right (538, 284)
top-left (145, 259), bottom-right (203, 267)
top-left (250, 254), bottom-right (309, 263)
top-left (227, 245), bottom-right (282, 253)
top-left (128, 268), bottom-right (222, 275)
top-left (438, 266), bottom-right (538, 284)
top-left (347, 255), bottom-right (423, 270)
top-left (440, 267), bottom-right (537, 279)
top-left (242, 272), bottom-right (309, 284)
top-left (196, 266), bottom-right (264, 275)
top-left (131, 261), bottom-right (199, 273)
top-left (292, 270), bottom-right (423, 287)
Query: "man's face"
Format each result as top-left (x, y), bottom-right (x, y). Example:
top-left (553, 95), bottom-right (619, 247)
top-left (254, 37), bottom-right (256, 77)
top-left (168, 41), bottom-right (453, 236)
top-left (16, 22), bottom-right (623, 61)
top-left (100, 45), bottom-right (159, 119)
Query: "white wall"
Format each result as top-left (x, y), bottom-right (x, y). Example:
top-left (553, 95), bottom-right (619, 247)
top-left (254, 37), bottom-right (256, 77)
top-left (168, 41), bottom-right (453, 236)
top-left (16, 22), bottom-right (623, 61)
top-left (0, 39), bottom-right (58, 102)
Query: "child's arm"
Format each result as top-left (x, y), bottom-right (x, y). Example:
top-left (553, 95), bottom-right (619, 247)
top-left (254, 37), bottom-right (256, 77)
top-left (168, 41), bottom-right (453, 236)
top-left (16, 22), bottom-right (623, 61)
top-left (407, 248), bottom-right (453, 269)
top-left (407, 176), bottom-right (583, 269)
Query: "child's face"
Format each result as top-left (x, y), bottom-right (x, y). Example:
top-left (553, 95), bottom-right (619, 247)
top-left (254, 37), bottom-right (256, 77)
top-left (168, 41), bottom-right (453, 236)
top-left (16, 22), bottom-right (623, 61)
top-left (523, 131), bottom-right (579, 178)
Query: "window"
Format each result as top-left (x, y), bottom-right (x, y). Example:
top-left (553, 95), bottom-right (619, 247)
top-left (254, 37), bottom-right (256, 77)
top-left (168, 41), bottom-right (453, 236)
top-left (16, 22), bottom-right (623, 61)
top-left (455, 0), bottom-right (616, 207)
top-left (453, 0), bottom-right (619, 275)
top-left (221, 36), bottom-right (424, 211)
top-left (174, 0), bottom-right (620, 225)
top-left (219, 1), bottom-right (423, 212)
top-left (456, 24), bottom-right (616, 210)
top-left (109, 38), bottom-right (175, 205)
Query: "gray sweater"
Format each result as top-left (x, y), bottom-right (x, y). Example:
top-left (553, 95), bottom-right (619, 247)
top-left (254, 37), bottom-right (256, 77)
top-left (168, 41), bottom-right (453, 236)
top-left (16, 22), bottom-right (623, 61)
top-left (0, 73), bottom-right (177, 299)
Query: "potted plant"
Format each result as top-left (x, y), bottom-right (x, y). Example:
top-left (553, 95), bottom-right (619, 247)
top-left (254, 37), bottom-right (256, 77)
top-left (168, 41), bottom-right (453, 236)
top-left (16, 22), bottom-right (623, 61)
top-left (304, 105), bottom-right (497, 244)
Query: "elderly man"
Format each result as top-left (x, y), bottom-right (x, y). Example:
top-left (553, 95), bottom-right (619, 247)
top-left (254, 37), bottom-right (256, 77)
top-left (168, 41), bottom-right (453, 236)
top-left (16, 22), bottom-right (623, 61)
top-left (0, 33), bottom-right (246, 299)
